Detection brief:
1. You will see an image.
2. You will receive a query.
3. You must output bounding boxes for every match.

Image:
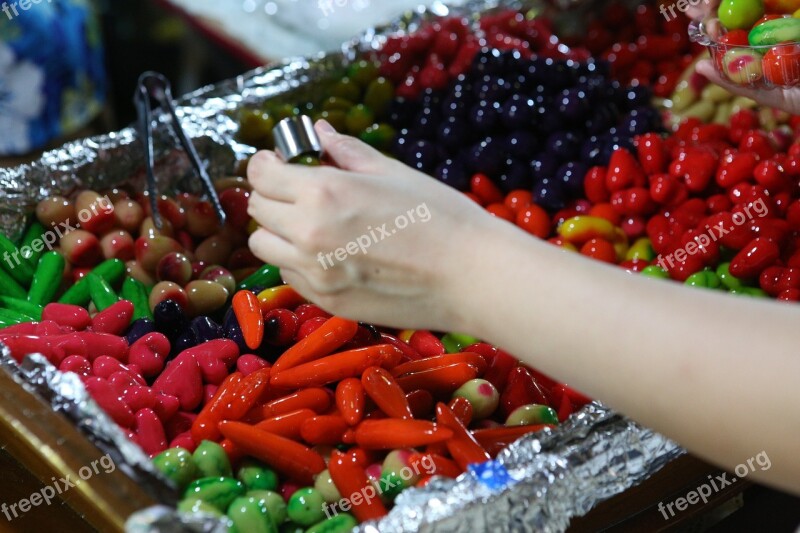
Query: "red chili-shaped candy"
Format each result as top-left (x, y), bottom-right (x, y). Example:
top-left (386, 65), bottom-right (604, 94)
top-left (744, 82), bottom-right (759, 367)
top-left (448, 396), bottom-right (473, 426)
top-left (245, 388), bottom-right (332, 422)
top-left (500, 367), bottom-right (551, 417)
top-left (406, 389), bottom-right (434, 419)
top-left (191, 371), bottom-right (243, 443)
top-left (91, 300), bottom-right (134, 335)
top-left (729, 238), bottom-right (781, 279)
top-left (127, 332), bottom-right (170, 378)
top-left (408, 452), bottom-right (462, 478)
top-left (336, 377), bottom-right (366, 426)
top-left (133, 408), bottom-right (168, 457)
top-left (42, 303), bottom-right (91, 331)
top-left (328, 449), bottom-right (388, 522)
top-left (482, 349), bottom-right (517, 391)
top-left (152, 351), bottom-right (204, 411)
top-left (255, 408), bottom-right (316, 441)
top-left (391, 352), bottom-right (487, 378)
top-left (395, 363), bottom-right (479, 394)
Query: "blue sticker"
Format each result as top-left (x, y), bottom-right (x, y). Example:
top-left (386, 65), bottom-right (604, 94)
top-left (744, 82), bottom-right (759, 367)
top-left (469, 460), bottom-right (515, 491)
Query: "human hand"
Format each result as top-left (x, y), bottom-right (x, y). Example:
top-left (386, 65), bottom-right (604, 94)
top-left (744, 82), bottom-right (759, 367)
top-left (246, 120), bottom-right (502, 330)
top-left (696, 58), bottom-right (800, 114)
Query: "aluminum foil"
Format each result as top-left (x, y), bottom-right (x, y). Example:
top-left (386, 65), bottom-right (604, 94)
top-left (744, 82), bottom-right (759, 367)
top-left (0, 0), bottom-right (685, 531)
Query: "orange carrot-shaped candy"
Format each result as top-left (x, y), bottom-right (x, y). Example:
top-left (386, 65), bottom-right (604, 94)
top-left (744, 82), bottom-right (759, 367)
top-left (328, 450), bottom-right (388, 522)
top-left (361, 366), bottom-right (413, 420)
top-left (395, 363), bottom-right (479, 394)
top-left (270, 345), bottom-right (402, 388)
top-left (219, 421), bottom-right (324, 485)
top-left (191, 372), bottom-right (242, 443)
top-left (232, 290), bottom-right (264, 350)
top-left (271, 316), bottom-right (359, 373)
top-left (435, 402), bottom-right (490, 469)
top-left (335, 378), bottom-right (365, 426)
top-left (354, 419), bottom-right (453, 450)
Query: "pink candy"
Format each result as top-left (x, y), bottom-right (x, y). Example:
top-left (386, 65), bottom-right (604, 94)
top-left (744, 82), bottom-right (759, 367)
top-left (127, 332), bottom-right (170, 377)
top-left (237, 354), bottom-right (270, 376)
top-left (133, 408), bottom-right (167, 457)
top-left (42, 304), bottom-right (91, 330)
top-left (91, 300), bottom-right (134, 335)
top-left (152, 352), bottom-right (204, 411)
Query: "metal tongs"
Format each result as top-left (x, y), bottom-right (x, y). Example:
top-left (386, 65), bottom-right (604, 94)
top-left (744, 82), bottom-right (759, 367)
top-left (133, 71), bottom-right (226, 229)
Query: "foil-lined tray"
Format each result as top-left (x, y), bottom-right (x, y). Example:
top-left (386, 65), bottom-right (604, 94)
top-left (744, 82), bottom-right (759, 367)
top-left (0, 0), bottom-right (684, 531)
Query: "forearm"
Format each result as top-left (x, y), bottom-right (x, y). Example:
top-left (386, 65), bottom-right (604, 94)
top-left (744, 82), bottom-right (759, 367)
top-left (454, 219), bottom-right (800, 494)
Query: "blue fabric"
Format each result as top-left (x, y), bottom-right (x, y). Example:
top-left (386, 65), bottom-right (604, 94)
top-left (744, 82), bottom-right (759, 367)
top-left (469, 460), bottom-right (517, 491)
top-left (0, 0), bottom-right (105, 155)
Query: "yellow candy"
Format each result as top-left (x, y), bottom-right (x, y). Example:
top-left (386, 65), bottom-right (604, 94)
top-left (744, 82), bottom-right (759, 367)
top-left (625, 238), bottom-right (656, 262)
top-left (557, 216), bottom-right (617, 245)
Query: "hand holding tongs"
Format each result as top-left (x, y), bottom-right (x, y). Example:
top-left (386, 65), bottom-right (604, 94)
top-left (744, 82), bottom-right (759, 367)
top-left (133, 71), bottom-right (226, 230)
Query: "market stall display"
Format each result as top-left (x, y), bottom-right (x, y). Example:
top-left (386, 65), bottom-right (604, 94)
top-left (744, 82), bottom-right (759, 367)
top-left (0, 0), bottom-right (792, 531)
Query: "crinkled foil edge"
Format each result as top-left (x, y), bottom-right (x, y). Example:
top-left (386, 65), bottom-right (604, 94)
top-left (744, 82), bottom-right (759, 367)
top-left (0, 1), bottom-right (685, 532)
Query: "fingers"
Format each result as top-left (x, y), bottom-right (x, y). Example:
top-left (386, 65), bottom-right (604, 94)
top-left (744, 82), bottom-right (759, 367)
top-left (248, 191), bottom-right (299, 242)
top-left (315, 120), bottom-right (393, 175)
top-left (695, 60), bottom-right (789, 111)
top-left (248, 228), bottom-right (303, 268)
top-left (247, 150), bottom-right (313, 202)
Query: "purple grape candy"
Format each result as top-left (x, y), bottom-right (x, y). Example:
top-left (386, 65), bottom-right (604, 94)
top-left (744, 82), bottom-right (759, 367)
top-left (532, 178), bottom-right (566, 211)
top-left (435, 158), bottom-right (470, 191)
top-left (530, 152), bottom-right (559, 183)
top-left (557, 161), bottom-right (588, 196)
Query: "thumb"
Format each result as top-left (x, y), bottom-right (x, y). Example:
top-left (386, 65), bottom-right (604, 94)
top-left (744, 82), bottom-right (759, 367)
top-left (315, 120), bottom-right (391, 174)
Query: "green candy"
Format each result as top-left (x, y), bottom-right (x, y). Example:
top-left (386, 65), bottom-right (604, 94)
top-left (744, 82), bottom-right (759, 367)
top-left (27, 251), bottom-right (65, 305)
top-left (279, 524), bottom-right (306, 533)
top-left (239, 110), bottom-right (276, 147)
top-left (684, 269), bottom-right (721, 289)
top-left (321, 97), bottom-right (355, 113)
top-left (237, 459), bottom-right (278, 491)
top-left (0, 264), bottom-right (28, 299)
top-left (177, 497), bottom-right (225, 518)
top-left (347, 59), bottom-right (380, 88)
top-left (18, 220), bottom-right (47, 266)
top-left (329, 78), bottom-right (361, 103)
top-left (441, 332), bottom-right (480, 354)
top-left (363, 77), bottom-right (394, 119)
top-left (286, 488), bottom-right (326, 527)
top-left (315, 110), bottom-right (347, 133)
top-left (359, 124), bottom-right (396, 151)
top-left (313, 470), bottom-right (341, 504)
top-left (121, 276), bottom-right (153, 320)
top-left (183, 476), bottom-right (246, 512)
top-left (0, 307), bottom-right (35, 325)
top-left (247, 490), bottom-right (287, 525)
top-left (304, 513), bottom-right (358, 533)
top-left (228, 496), bottom-right (278, 533)
top-left (452, 378), bottom-right (500, 420)
top-left (380, 449), bottom-right (418, 499)
top-left (640, 265), bottom-right (670, 279)
top-left (272, 104), bottom-right (301, 121)
top-left (0, 233), bottom-right (34, 287)
top-left (153, 447), bottom-right (199, 490)
top-left (719, 0), bottom-right (764, 30)
top-left (87, 272), bottom-right (119, 311)
top-left (193, 440), bottom-right (233, 478)
top-left (505, 404), bottom-right (559, 426)
top-left (237, 264), bottom-right (282, 292)
top-left (748, 15), bottom-right (800, 46)
top-left (344, 104), bottom-right (375, 136)
top-left (730, 287), bottom-right (769, 297)
top-left (716, 262), bottom-right (744, 290)
top-left (0, 296), bottom-right (43, 321)
top-left (58, 259), bottom-right (125, 306)
top-left (625, 238), bottom-right (655, 262)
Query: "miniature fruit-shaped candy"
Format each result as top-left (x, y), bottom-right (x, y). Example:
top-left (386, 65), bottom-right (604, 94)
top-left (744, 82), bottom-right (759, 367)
top-left (723, 48), bottom-right (764, 84)
top-left (748, 16), bottom-right (800, 46)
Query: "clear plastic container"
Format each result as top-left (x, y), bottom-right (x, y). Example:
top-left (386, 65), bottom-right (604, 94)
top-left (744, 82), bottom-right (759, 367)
top-left (689, 17), bottom-right (800, 89)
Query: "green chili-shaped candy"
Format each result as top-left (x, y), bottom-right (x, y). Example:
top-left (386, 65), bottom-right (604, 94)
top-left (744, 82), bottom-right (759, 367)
top-left (305, 513), bottom-right (358, 533)
top-left (121, 276), bottom-right (153, 320)
top-left (0, 296), bottom-right (43, 321)
top-left (27, 251), bottom-right (65, 306)
top-left (0, 307), bottom-right (36, 325)
top-left (18, 220), bottom-right (47, 267)
top-left (183, 476), bottom-right (246, 512)
top-left (192, 440), bottom-right (232, 478)
top-left (0, 265), bottom-right (28, 300)
top-left (237, 264), bottom-right (282, 292)
top-left (0, 233), bottom-right (34, 287)
top-left (87, 272), bottom-right (119, 311)
top-left (58, 259), bottom-right (125, 306)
